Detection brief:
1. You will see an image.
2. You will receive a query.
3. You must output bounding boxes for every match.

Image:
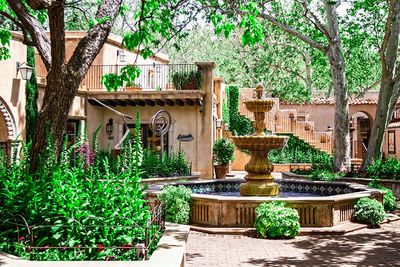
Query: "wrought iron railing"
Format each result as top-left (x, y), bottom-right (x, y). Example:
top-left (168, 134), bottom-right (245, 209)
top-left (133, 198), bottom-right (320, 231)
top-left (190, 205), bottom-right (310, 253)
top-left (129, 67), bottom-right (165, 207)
top-left (34, 54), bottom-right (200, 91)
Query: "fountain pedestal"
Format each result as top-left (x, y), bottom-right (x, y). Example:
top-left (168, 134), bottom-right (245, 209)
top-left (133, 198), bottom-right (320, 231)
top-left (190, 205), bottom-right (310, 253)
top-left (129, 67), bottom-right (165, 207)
top-left (232, 85), bottom-right (288, 196)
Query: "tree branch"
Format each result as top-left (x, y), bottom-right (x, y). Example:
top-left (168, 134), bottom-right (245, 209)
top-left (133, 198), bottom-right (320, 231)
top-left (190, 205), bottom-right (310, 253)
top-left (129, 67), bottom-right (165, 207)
top-left (256, 11), bottom-right (328, 54)
top-left (6, 0), bottom-right (52, 69)
top-left (0, 10), bottom-right (34, 46)
top-left (297, 0), bottom-right (330, 38)
top-left (67, 0), bottom-right (123, 82)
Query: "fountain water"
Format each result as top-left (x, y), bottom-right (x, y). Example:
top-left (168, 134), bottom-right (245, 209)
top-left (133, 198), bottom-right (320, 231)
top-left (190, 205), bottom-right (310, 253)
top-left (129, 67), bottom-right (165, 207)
top-left (231, 84), bottom-right (288, 196)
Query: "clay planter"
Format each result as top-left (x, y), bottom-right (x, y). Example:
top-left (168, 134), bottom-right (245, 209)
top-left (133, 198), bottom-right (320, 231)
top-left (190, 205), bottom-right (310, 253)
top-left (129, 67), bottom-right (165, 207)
top-left (214, 164), bottom-right (229, 179)
top-left (126, 85), bottom-right (142, 91)
top-left (183, 81), bottom-right (197, 90)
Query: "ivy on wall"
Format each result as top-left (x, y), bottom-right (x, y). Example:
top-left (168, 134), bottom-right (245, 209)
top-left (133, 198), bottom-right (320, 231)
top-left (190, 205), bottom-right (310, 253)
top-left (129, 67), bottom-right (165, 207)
top-left (269, 134), bottom-right (332, 164)
top-left (226, 85), bottom-right (254, 136)
top-left (25, 46), bottom-right (39, 142)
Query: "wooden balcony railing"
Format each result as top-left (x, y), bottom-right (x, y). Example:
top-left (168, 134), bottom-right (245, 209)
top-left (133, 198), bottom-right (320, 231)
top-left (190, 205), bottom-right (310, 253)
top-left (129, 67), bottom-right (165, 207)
top-left (35, 54), bottom-right (199, 91)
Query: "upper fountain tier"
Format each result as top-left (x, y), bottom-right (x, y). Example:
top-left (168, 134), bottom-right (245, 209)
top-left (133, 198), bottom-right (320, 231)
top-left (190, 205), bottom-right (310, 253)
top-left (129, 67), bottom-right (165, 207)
top-left (243, 99), bottom-right (275, 113)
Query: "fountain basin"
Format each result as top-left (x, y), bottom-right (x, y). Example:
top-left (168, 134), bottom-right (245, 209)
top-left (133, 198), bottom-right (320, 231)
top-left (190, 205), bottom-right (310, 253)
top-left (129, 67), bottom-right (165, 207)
top-left (244, 99), bottom-right (275, 113)
top-left (232, 135), bottom-right (288, 151)
top-left (147, 178), bottom-right (383, 227)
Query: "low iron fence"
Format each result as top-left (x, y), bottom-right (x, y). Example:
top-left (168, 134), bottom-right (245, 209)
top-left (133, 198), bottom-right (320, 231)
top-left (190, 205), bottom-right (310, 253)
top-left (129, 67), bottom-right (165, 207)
top-left (0, 204), bottom-right (165, 261)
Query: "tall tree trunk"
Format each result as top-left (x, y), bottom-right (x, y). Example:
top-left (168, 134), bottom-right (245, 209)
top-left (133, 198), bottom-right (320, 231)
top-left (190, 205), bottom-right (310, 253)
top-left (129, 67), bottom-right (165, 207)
top-left (363, 80), bottom-right (395, 165)
top-left (362, 0), bottom-right (400, 170)
top-left (324, 0), bottom-right (351, 171)
top-left (30, 0), bottom-right (66, 169)
top-left (29, 0), bottom-right (122, 170)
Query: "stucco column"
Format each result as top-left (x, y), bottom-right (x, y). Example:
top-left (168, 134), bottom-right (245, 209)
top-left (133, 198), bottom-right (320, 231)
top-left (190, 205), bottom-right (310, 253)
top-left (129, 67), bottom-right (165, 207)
top-left (196, 62), bottom-right (215, 179)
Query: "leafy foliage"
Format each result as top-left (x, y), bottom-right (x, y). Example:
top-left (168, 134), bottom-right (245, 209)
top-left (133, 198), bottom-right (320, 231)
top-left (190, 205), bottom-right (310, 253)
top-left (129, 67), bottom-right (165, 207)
top-left (25, 46), bottom-right (39, 142)
top-left (269, 134), bottom-right (332, 164)
top-left (213, 138), bottom-right (235, 165)
top-left (309, 169), bottom-right (345, 182)
top-left (158, 185), bottom-right (192, 224)
top-left (171, 70), bottom-right (203, 90)
top-left (141, 150), bottom-right (191, 178)
top-left (226, 85), bottom-right (254, 135)
top-left (366, 158), bottom-right (400, 180)
top-left (368, 182), bottom-right (397, 212)
top-left (254, 201), bottom-right (300, 239)
top-left (101, 65), bottom-right (142, 92)
top-left (354, 198), bottom-right (386, 227)
top-left (0, 117), bottom-right (164, 260)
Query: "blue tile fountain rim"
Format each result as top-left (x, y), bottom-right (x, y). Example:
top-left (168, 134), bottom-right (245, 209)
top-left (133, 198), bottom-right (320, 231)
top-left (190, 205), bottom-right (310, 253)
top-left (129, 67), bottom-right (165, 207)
top-left (175, 179), bottom-right (361, 196)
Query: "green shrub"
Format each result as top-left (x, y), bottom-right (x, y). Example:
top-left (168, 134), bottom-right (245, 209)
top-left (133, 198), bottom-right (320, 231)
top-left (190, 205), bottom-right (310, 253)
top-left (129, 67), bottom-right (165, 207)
top-left (226, 85), bottom-right (254, 135)
top-left (254, 201), bottom-right (300, 239)
top-left (0, 113), bottom-right (162, 261)
top-left (309, 169), bottom-right (345, 181)
top-left (269, 134), bottom-right (332, 164)
top-left (171, 70), bottom-right (203, 90)
top-left (158, 186), bottom-right (192, 224)
top-left (368, 182), bottom-right (397, 212)
top-left (141, 150), bottom-right (191, 178)
top-left (213, 138), bottom-right (235, 165)
top-left (354, 198), bottom-right (386, 227)
top-left (366, 158), bottom-right (400, 180)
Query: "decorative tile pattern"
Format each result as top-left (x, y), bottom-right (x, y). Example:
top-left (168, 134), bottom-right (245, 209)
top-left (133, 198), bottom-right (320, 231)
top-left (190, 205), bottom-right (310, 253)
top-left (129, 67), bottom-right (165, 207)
top-left (179, 179), bottom-right (360, 196)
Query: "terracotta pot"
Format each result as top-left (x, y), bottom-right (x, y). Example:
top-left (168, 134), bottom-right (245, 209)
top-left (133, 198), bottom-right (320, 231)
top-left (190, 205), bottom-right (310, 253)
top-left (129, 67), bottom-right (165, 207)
top-left (184, 81), bottom-right (196, 90)
top-left (126, 86), bottom-right (142, 91)
top-left (214, 164), bottom-right (229, 179)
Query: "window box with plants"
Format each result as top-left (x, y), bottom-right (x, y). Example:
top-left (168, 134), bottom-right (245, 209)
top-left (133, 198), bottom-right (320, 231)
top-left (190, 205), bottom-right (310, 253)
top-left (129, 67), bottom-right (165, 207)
top-left (213, 138), bottom-right (235, 179)
top-left (171, 70), bottom-right (203, 90)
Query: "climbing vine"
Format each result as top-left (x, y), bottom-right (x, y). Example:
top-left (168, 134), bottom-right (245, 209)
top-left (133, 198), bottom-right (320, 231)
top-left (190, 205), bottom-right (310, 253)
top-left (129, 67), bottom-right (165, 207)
top-left (25, 46), bottom-right (38, 142)
top-left (226, 85), bottom-right (254, 136)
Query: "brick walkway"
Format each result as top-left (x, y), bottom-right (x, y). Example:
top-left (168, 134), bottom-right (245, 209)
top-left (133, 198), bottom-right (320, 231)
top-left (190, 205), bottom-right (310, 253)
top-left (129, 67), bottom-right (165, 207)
top-left (186, 220), bottom-right (400, 267)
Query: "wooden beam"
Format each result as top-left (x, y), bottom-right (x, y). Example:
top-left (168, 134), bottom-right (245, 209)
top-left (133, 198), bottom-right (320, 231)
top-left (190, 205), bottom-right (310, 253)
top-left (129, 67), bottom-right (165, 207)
top-left (105, 100), bottom-right (117, 107)
top-left (176, 99), bottom-right (184, 106)
top-left (135, 100), bottom-right (146, 106)
top-left (116, 100), bottom-right (127, 106)
top-left (156, 99), bottom-right (165, 106)
top-left (127, 100), bottom-right (136, 106)
top-left (146, 99), bottom-right (156, 106)
top-left (186, 99), bottom-right (194, 106)
top-left (88, 99), bottom-right (102, 106)
top-left (166, 99), bottom-right (175, 106)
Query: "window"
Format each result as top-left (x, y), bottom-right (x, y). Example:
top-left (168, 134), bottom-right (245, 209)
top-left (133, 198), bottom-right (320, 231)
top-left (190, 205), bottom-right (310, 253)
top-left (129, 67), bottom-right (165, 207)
top-left (124, 123), bottom-right (169, 153)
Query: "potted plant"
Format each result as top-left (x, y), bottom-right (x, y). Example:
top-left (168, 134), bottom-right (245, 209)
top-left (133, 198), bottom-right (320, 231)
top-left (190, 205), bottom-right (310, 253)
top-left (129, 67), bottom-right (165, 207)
top-left (171, 70), bottom-right (203, 90)
top-left (125, 81), bottom-right (142, 91)
top-left (213, 138), bottom-right (235, 179)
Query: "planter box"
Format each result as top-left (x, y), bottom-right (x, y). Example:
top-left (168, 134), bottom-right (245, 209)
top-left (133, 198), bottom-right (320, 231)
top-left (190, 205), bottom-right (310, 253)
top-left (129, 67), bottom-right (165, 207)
top-left (0, 223), bottom-right (189, 267)
top-left (282, 172), bottom-right (400, 199)
top-left (141, 174), bottom-right (200, 185)
top-left (339, 177), bottom-right (400, 199)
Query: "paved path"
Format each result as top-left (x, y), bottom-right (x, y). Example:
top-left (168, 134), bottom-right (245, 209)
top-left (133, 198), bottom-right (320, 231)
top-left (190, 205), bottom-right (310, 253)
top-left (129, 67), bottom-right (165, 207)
top-left (186, 220), bottom-right (400, 267)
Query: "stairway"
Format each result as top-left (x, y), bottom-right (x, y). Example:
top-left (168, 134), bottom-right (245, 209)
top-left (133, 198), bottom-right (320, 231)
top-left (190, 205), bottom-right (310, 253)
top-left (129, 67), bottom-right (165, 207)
top-left (238, 96), bottom-right (333, 154)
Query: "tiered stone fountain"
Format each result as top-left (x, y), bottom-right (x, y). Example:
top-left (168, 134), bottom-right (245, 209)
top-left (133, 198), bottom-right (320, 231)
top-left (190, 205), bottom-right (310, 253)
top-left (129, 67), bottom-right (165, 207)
top-left (231, 85), bottom-right (288, 196)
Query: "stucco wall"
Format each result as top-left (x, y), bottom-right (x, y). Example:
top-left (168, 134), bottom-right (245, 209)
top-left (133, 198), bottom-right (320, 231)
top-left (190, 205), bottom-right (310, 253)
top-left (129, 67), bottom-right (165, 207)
top-left (280, 103), bottom-right (377, 132)
top-left (0, 36), bottom-right (27, 141)
top-left (86, 104), bottom-right (203, 174)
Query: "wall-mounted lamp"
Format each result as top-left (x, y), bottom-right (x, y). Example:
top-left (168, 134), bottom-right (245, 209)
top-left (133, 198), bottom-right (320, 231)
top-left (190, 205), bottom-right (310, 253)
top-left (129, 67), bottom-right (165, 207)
top-left (117, 50), bottom-right (127, 63)
top-left (216, 119), bottom-right (223, 129)
top-left (327, 125), bottom-right (332, 131)
top-left (16, 62), bottom-right (33, 80)
top-left (106, 118), bottom-right (114, 136)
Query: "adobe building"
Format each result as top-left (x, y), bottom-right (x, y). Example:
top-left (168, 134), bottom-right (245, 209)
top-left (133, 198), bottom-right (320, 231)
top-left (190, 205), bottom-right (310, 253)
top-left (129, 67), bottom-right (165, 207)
top-left (1, 32), bottom-right (220, 178)
top-left (237, 88), bottom-right (400, 161)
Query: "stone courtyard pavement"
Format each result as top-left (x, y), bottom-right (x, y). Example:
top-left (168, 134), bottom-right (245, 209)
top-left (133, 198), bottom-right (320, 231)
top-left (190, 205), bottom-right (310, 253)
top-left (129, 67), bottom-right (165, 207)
top-left (186, 220), bottom-right (400, 267)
